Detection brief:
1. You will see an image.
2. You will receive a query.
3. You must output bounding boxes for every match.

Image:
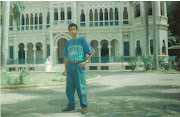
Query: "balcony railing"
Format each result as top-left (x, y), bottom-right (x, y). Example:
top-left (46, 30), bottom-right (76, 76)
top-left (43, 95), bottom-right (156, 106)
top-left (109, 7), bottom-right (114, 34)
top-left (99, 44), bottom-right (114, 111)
top-left (7, 59), bottom-right (46, 65)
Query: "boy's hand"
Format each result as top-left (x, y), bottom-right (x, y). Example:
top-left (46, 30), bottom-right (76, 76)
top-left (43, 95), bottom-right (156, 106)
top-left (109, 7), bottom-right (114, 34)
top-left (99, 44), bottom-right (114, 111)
top-left (62, 70), bottom-right (67, 76)
top-left (79, 62), bottom-right (86, 68)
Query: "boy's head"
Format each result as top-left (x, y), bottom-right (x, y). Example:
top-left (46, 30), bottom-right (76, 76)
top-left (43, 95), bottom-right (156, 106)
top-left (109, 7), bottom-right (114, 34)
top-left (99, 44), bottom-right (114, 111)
top-left (68, 23), bottom-right (78, 38)
top-left (68, 23), bottom-right (78, 31)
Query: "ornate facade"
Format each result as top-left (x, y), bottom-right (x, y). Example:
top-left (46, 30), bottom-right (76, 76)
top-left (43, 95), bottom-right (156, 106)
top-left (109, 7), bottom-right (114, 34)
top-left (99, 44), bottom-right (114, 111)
top-left (5, 1), bottom-right (168, 71)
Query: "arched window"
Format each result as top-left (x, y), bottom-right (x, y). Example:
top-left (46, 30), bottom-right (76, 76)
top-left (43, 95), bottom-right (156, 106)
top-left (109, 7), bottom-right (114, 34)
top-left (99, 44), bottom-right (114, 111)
top-left (123, 7), bottom-right (128, 20)
top-left (10, 15), bottom-right (13, 26)
top-left (160, 2), bottom-right (165, 16)
top-left (39, 13), bottom-right (42, 24)
top-left (30, 13), bottom-right (33, 25)
top-left (99, 9), bottom-right (103, 21)
top-left (47, 12), bottom-right (50, 24)
top-left (80, 10), bottom-right (85, 26)
top-left (80, 10), bottom-right (85, 22)
top-left (26, 14), bottom-right (29, 25)
top-left (35, 13), bottom-right (38, 24)
top-left (115, 8), bottom-right (119, 25)
top-left (105, 8), bottom-right (108, 20)
top-left (147, 2), bottom-right (152, 15)
top-left (54, 8), bottom-right (58, 20)
top-left (67, 7), bottom-right (71, 20)
top-left (110, 8), bottom-right (113, 20)
top-left (136, 40), bottom-right (142, 56)
top-left (94, 9), bottom-right (98, 26)
top-left (89, 9), bottom-right (93, 21)
top-left (22, 14), bottom-right (25, 25)
top-left (61, 8), bottom-right (65, 20)
top-left (89, 9), bottom-right (93, 26)
top-left (134, 2), bottom-right (140, 17)
top-left (123, 7), bottom-right (128, 24)
top-left (162, 40), bottom-right (166, 55)
top-left (115, 8), bottom-right (119, 20)
top-left (105, 8), bottom-right (108, 26)
top-left (150, 39), bottom-right (153, 55)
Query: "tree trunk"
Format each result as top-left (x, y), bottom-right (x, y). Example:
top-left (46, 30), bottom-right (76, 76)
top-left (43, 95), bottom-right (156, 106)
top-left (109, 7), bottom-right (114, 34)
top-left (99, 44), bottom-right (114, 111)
top-left (153, 1), bottom-right (158, 69)
top-left (145, 2), bottom-right (149, 55)
top-left (1, 1), bottom-right (10, 72)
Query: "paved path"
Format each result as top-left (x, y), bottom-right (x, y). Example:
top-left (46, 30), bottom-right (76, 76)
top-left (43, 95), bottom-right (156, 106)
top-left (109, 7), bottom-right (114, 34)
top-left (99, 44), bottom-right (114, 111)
top-left (1, 73), bottom-right (180, 117)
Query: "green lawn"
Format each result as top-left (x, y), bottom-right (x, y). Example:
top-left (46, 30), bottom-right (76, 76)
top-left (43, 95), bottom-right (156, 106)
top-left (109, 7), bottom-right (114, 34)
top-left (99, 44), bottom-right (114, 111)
top-left (1, 72), bottom-right (98, 86)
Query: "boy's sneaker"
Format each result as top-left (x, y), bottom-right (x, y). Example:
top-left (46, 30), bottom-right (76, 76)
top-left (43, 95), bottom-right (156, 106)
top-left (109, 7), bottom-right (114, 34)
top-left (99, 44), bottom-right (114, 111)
top-left (62, 106), bottom-right (75, 111)
top-left (81, 107), bottom-right (88, 114)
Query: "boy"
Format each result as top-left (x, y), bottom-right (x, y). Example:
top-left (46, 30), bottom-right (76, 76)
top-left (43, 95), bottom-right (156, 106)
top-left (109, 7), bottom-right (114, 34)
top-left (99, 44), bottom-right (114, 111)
top-left (62, 23), bottom-right (95, 114)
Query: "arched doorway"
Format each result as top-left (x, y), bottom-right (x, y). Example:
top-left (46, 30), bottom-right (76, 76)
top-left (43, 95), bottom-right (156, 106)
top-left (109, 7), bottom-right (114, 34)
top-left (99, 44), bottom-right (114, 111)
top-left (101, 40), bottom-right (109, 63)
top-left (57, 38), bottom-right (67, 64)
top-left (90, 40), bottom-right (99, 63)
top-left (18, 43), bottom-right (25, 64)
top-left (36, 42), bottom-right (43, 64)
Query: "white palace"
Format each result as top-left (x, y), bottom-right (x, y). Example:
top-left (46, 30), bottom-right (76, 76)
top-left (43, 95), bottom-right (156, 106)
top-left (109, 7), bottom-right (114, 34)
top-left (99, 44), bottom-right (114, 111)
top-left (4, 1), bottom-right (168, 71)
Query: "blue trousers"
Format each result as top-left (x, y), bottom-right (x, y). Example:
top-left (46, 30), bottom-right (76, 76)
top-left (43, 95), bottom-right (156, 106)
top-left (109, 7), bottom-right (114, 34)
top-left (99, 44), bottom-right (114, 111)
top-left (66, 61), bottom-right (87, 108)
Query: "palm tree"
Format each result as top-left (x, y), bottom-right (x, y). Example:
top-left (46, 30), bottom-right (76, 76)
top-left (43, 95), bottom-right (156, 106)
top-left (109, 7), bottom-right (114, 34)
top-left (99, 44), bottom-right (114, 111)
top-left (1, 1), bottom-right (10, 72)
top-left (153, 1), bottom-right (158, 69)
top-left (1, 1), bottom-right (25, 72)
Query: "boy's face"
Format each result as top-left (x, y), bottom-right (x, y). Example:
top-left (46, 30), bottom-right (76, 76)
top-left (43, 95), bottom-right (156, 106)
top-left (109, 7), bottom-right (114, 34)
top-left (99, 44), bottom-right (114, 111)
top-left (69, 26), bottom-right (78, 37)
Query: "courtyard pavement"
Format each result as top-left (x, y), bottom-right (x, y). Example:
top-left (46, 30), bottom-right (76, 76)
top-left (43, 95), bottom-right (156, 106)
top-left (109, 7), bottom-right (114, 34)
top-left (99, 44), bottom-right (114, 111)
top-left (1, 73), bottom-right (180, 117)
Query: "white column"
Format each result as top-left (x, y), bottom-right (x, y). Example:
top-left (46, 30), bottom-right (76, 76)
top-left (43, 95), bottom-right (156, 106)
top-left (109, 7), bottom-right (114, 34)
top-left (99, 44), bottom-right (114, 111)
top-left (24, 14), bottom-right (26, 30)
top-left (98, 45), bottom-right (101, 63)
top-left (33, 13), bottom-right (35, 29)
top-left (20, 15), bottom-right (22, 31)
top-left (25, 47), bottom-right (27, 64)
top-left (140, 1), bottom-right (145, 18)
top-left (72, 1), bottom-right (77, 23)
top-left (108, 8), bottom-right (110, 26)
top-left (87, 8), bottom-right (89, 27)
top-left (33, 47), bottom-right (36, 64)
top-left (50, 2), bottom-right (54, 27)
top-left (157, 1), bottom-right (161, 17)
top-left (120, 2), bottom-right (123, 26)
top-left (164, 2), bottom-right (167, 17)
top-left (108, 45), bottom-right (111, 57)
top-left (37, 13), bottom-right (39, 30)
top-left (29, 13), bottom-right (30, 30)
top-left (43, 11), bottom-right (46, 29)
top-left (43, 45), bottom-right (46, 59)
top-left (65, 4), bottom-right (67, 25)
top-left (58, 4), bottom-right (60, 25)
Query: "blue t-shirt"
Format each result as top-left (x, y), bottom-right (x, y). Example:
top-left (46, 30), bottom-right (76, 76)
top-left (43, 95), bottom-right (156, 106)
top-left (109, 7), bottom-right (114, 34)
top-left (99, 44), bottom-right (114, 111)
top-left (63, 37), bottom-right (95, 61)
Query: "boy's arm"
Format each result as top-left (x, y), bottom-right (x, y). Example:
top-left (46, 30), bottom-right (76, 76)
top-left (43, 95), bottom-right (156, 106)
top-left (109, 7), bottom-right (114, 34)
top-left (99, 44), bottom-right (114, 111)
top-left (79, 51), bottom-right (95, 68)
top-left (62, 57), bottom-right (67, 76)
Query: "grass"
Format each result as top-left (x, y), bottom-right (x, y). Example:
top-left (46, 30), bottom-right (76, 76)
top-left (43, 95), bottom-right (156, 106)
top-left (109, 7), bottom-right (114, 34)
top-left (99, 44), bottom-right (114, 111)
top-left (1, 72), bottom-right (98, 86)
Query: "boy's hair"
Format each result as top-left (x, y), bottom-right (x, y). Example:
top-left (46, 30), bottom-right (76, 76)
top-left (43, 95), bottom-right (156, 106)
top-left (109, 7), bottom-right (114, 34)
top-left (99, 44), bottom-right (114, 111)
top-left (68, 23), bottom-right (78, 30)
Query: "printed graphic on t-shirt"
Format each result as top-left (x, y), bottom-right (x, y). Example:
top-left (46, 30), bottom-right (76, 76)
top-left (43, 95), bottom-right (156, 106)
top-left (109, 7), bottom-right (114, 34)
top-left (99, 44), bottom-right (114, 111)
top-left (67, 45), bottom-right (84, 61)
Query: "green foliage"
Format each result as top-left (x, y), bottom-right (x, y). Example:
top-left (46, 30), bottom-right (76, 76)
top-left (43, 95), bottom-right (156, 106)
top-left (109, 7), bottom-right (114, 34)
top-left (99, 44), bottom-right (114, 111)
top-left (168, 30), bottom-right (180, 46)
top-left (142, 55), bottom-right (153, 71)
top-left (10, 1), bottom-right (25, 27)
top-left (1, 73), bottom-right (12, 85)
top-left (128, 61), bottom-right (137, 71)
top-left (158, 57), bottom-right (170, 70)
top-left (19, 68), bottom-right (29, 84)
top-left (167, 1), bottom-right (180, 42)
top-left (162, 62), bottom-right (170, 70)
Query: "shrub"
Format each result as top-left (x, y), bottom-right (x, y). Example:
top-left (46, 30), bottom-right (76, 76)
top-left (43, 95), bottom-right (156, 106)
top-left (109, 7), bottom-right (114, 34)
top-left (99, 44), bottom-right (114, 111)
top-left (158, 57), bottom-right (170, 70)
top-left (162, 62), bottom-right (170, 70)
top-left (19, 68), bottom-right (29, 84)
top-left (128, 61), bottom-right (137, 71)
top-left (142, 55), bottom-right (153, 71)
